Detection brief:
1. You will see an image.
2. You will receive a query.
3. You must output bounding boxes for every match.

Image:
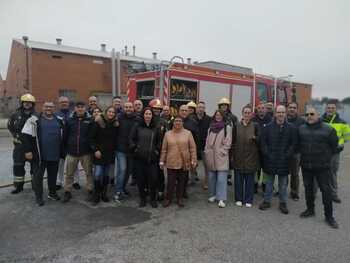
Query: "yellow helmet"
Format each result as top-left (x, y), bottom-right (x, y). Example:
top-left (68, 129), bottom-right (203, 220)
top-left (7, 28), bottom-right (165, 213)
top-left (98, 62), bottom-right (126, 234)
top-left (187, 101), bottom-right (197, 108)
top-left (20, 93), bottom-right (36, 103)
top-left (218, 97), bottom-right (230, 105)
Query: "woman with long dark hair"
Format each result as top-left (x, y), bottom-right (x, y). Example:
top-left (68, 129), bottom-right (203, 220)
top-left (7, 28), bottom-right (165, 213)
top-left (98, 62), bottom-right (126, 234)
top-left (129, 107), bottom-right (162, 208)
top-left (89, 106), bottom-right (118, 205)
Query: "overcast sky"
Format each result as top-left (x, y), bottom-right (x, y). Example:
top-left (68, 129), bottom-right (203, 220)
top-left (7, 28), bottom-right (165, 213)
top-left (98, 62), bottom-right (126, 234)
top-left (0, 0), bottom-right (349, 99)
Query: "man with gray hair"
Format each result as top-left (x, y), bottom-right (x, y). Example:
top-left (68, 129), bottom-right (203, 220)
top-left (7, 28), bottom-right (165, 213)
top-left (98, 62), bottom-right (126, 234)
top-left (88, 96), bottom-right (98, 116)
top-left (259, 105), bottom-right (297, 214)
top-left (298, 107), bottom-right (339, 228)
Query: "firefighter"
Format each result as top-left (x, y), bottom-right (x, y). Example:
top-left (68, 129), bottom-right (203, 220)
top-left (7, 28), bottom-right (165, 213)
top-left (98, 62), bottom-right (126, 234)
top-left (149, 98), bottom-right (167, 200)
top-left (218, 97), bottom-right (238, 186)
top-left (186, 101), bottom-right (200, 183)
top-left (7, 93), bottom-right (37, 194)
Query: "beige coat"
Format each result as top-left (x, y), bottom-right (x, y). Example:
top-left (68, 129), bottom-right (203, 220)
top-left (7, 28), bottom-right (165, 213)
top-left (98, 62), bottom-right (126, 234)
top-left (204, 126), bottom-right (232, 171)
top-left (160, 129), bottom-right (197, 170)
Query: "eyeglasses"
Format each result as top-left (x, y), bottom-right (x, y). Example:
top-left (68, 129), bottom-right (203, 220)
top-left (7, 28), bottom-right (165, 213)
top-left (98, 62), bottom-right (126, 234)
top-left (305, 113), bottom-right (315, 116)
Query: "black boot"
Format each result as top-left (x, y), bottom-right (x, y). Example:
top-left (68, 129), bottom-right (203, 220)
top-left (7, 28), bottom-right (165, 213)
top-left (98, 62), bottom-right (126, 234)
top-left (101, 176), bottom-right (110, 203)
top-left (11, 184), bottom-right (23, 194)
top-left (92, 180), bottom-right (101, 205)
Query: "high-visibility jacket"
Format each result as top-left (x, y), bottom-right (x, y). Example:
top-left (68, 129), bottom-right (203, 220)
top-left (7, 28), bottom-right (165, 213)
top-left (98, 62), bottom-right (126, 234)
top-left (322, 113), bottom-right (350, 145)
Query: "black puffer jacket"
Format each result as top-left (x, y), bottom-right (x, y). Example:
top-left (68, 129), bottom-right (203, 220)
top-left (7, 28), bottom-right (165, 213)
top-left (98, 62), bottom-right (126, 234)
top-left (184, 113), bottom-right (200, 156)
top-left (260, 120), bottom-right (297, 176)
top-left (251, 113), bottom-right (272, 128)
top-left (198, 113), bottom-right (211, 151)
top-left (129, 119), bottom-right (161, 163)
top-left (89, 115), bottom-right (119, 165)
top-left (65, 112), bottom-right (93, 156)
top-left (298, 120), bottom-right (338, 170)
top-left (115, 113), bottom-right (137, 153)
top-left (287, 115), bottom-right (305, 128)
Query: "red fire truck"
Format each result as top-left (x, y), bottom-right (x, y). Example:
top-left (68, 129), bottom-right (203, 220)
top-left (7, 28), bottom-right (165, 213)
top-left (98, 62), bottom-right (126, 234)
top-left (127, 62), bottom-right (311, 117)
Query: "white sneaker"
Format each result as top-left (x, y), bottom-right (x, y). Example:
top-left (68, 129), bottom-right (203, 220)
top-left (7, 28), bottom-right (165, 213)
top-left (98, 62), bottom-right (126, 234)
top-left (208, 196), bottom-right (216, 203)
top-left (245, 203), bottom-right (252, 208)
top-left (218, 200), bottom-right (226, 208)
top-left (235, 201), bottom-right (243, 207)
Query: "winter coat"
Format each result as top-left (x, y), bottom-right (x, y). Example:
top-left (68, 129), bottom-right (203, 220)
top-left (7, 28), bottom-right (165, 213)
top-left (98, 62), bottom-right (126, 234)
top-left (260, 120), bottom-right (297, 176)
top-left (55, 109), bottom-right (72, 122)
top-left (89, 115), bottom-right (119, 165)
top-left (115, 112), bottom-right (137, 153)
top-left (7, 107), bottom-right (36, 145)
top-left (184, 113), bottom-right (200, 157)
top-left (204, 125), bottom-right (232, 171)
top-left (223, 110), bottom-right (238, 127)
top-left (298, 120), bottom-right (339, 170)
top-left (251, 114), bottom-right (272, 128)
top-left (65, 112), bottom-right (93, 157)
top-left (232, 121), bottom-right (260, 172)
top-left (197, 113), bottom-right (211, 152)
top-left (129, 119), bottom-right (161, 163)
top-left (160, 129), bottom-right (197, 171)
top-left (21, 113), bottom-right (65, 162)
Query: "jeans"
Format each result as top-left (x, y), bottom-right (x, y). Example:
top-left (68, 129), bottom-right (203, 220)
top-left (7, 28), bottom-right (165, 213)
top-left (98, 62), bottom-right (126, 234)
top-left (264, 174), bottom-right (288, 204)
top-left (114, 151), bottom-right (131, 193)
top-left (329, 153), bottom-right (340, 198)
top-left (302, 168), bottom-right (333, 219)
top-left (234, 170), bottom-right (255, 204)
top-left (95, 165), bottom-right (110, 179)
top-left (33, 160), bottom-right (59, 198)
top-left (208, 170), bottom-right (228, 201)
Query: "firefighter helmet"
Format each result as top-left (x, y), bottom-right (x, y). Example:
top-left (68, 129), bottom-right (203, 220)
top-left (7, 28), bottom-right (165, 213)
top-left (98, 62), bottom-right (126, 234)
top-left (149, 98), bottom-right (162, 109)
top-left (218, 97), bottom-right (230, 105)
top-left (20, 93), bottom-right (36, 103)
top-left (187, 101), bottom-right (197, 108)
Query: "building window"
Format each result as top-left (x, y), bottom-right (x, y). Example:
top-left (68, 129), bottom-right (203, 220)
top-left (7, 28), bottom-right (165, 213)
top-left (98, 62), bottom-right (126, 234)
top-left (59, 89), bottom-right (77, 102)
top-left (136, 80), bottom-right (155, 106)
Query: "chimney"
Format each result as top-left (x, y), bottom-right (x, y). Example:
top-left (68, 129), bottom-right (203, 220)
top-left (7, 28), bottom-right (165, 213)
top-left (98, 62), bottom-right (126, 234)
top-left (56, 38), bottom-right (62, 45)
top-left (152, 52), bottom-right (157, 60)
top-left (101, 43), bottom-right (106, 52)
top-left (124, 46), bottom-right (128, 56)
top-left (132, 45), bottom-right (136, 56)
top-left (187, 58), bottom-right (192, 64)
top-left (22, 36), bottom-right (29, 46)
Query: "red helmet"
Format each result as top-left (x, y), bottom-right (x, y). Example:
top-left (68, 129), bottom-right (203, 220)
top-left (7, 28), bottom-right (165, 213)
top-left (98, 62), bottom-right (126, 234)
top-left (149, 98), bottom-right (162, 109)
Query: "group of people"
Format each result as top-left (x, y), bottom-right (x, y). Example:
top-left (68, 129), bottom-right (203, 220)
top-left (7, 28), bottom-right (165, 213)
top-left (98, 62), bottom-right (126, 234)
top-left (7, 93), bottom-right (350, 229)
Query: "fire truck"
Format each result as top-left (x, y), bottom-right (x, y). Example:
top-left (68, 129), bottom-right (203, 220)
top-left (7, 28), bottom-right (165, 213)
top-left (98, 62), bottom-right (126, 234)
top-left (127, 62), bottom-right (312, 117)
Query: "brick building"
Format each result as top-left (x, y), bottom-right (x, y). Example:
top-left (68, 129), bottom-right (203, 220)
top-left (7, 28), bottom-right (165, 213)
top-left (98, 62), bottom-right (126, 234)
top-left (2, 37), bottom-right (162, 112)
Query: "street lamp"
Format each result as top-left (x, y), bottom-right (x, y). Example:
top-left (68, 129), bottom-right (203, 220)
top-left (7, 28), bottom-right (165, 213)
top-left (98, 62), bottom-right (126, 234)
top-left (272, 74), bottom-right (293, 107)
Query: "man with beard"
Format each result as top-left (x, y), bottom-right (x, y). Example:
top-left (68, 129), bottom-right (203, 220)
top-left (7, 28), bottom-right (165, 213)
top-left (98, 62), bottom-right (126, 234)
top-left (286, 102), bottom-right (305, 201)
top-left (251, 102), bottom-right (272, 193)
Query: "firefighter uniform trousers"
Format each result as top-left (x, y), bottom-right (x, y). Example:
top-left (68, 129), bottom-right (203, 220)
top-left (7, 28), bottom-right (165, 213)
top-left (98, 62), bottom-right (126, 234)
top-left (12, 142), bottom-right (37, 189)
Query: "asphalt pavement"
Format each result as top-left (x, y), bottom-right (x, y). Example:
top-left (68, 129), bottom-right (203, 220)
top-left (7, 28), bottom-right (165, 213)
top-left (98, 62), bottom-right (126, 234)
top-left (0, 135), bottom-right (350, 263)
